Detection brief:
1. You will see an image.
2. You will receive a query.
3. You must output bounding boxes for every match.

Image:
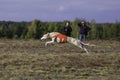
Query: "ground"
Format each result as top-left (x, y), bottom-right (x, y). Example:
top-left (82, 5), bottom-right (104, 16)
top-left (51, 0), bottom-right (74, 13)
top-left (0, 39), bottom-right (120, 54)
top-left (0, 39), bottom-right (120, 80)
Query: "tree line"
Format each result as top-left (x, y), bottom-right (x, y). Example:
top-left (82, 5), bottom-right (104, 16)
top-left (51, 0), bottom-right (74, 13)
top-left (0, 19), bottom-right (120, 40)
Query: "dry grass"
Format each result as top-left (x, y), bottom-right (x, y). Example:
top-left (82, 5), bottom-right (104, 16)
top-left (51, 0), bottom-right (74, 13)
top-left (0, 40), bottom-right (120, 80)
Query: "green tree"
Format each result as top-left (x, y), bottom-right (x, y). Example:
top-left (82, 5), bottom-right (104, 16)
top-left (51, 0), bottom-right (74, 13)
top-left (26, 19), bottom-right (43, 39)
top-left (89, 20), bottom-right (97, 40)
top-left (111, 22), bottom-right (120, 40)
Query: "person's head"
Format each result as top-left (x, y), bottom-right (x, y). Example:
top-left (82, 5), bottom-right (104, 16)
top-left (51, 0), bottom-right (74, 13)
top-left (81, 21), bottom-right (85, 26)
top-left (65, 21), bottom-right (70, 26)
top-left (78, 21), bottom-right (86, 27)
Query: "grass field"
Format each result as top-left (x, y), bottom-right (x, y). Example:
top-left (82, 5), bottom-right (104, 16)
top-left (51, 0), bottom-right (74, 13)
top-left (0, 40), bottom-right (120, 80)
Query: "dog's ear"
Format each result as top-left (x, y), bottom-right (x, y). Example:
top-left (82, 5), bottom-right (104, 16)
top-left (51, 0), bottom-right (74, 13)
top-left (46, 32), bottom-right (49, 35)
top-left (46, 33), bottom-right (50, 37)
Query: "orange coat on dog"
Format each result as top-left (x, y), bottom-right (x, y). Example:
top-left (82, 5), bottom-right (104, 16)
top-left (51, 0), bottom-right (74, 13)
top-left (52, 33), bottom-right (67, 43)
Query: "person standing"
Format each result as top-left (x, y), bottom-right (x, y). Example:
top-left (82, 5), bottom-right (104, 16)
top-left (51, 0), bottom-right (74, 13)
top-left (63, 22), bottom-right (72, 37)
top-left (77, 21), bottom-right (91, 41)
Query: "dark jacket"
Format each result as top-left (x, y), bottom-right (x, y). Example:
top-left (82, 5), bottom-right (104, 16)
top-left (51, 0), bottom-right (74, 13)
top-left (78, 25), bottom-right (91, 36)
top-left (64, 26), bottom-right (72, 37)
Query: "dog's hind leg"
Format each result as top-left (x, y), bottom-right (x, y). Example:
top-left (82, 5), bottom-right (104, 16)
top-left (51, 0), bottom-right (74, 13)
top-left (82, 47), bottom-right (89, 53)
top-left (78, 45), bottom-right (89, 53)
top-left (78, 41), bottom-right (89, 53)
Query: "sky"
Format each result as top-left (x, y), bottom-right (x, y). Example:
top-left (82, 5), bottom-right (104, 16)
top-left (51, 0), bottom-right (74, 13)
top-left (0, 0), bottom-right (120, 23)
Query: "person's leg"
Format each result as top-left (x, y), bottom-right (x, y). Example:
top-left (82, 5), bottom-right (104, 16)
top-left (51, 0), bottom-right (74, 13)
top-left (80, 34), bottom-right (85, 41)
top-left (83, 34), bottom-right (86, 41)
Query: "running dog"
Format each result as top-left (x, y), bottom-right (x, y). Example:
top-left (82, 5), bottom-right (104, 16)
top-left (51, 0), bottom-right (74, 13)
top-left (41, 32), bottom-right (92, 53)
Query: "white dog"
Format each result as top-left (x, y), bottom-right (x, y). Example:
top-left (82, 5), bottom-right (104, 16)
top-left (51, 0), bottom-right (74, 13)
top-left (41, 32), bottom-right (92, 53)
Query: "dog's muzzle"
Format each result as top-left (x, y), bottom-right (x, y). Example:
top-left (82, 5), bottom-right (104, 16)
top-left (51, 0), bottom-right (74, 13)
top-left (41, 37), bottom-right (46, 40)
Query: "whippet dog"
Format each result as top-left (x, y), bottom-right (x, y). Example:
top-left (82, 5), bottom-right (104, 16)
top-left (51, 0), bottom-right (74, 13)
top-left (41, 32), bottom-right (91, 53)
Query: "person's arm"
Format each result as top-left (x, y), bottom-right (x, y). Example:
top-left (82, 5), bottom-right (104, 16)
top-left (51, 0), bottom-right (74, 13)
top-left (87, 26), bottom-right (91, 32)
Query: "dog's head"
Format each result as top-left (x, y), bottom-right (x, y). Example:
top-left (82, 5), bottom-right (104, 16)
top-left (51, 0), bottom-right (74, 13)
top-left (41, 33), bottom-right (50, 40)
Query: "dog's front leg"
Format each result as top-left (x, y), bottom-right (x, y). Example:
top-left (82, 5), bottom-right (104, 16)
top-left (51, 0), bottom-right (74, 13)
top-left (45, 41), bottom-right (54, 46)
top-left (45, 38), bottom-right (55, 46)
